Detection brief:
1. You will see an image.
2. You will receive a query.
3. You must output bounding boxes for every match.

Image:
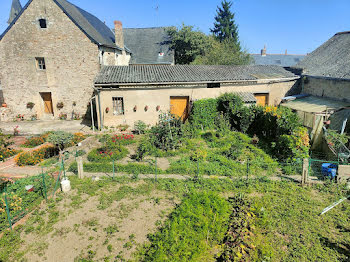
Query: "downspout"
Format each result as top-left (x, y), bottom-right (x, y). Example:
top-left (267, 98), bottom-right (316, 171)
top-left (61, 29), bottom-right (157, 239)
top-left (97, 89), bottom-right (103, 130)
top-left (301, 76), bottom-right (305, 93)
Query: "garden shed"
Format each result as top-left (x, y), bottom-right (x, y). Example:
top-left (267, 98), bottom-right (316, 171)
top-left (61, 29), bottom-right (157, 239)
top-left (281, 95), bottom-right (350, 149)
top-left (94, 64), bottom-right (299, 128)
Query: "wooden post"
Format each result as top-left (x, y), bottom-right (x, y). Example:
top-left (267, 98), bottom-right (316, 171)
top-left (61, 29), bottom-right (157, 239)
top-left (77, 157), bottom-right (84, 179)
top-left (302, 158), bottom-right (309, 186)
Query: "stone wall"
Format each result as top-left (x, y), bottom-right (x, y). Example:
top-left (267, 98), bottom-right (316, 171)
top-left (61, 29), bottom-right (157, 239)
top-left (304, 76), bottom-right (350, 102)
top-left (0, 0), bottom-right (129, 121)
top-left (97, 79), bottom-right (298, 128)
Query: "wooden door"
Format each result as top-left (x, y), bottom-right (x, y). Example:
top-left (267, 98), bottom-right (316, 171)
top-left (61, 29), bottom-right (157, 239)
top-left (170, 96), bottom-right (189, 121)
top-left (40, 92), bottom-right (53, 114)
top-left (254, 94), bottom-right (269, 106)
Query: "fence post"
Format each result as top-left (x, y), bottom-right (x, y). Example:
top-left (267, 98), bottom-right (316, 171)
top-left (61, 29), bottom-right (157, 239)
top-left (41, 171), bottom-right (48, 201)
top-left (4, 186), bottom-right (12, 230)
top-left (77, 157), bottom-right (84, 179)
top-left (52, 167), bottom-right (62, 197)
top-left (302, 158), bottom-right (309, 186)
top-left (155, 157), bottom-right (158, 182)
top-left (112, 159), bottom-right (115, 180)
top-left (61, 157), bottom-right (66, 179)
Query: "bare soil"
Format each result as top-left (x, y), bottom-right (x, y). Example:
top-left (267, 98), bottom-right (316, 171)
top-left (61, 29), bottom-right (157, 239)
top-left (19, 181), bottom-right (177, 261)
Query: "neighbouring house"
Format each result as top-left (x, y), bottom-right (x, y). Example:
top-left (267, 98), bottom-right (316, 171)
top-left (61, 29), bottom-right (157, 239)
top-left (93, 64), bottom-right (299, 128)
top-left (0, 0), bottom-right (131, 121)
top-left (251, 46), bottom-right (306, 67)
top-left (123, 27), bottom-right (175, 65)
top-left (294, 31), bottom-right (350, 103)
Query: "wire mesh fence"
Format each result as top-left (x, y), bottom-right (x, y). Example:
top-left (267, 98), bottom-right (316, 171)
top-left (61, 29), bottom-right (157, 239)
top-left (0, 154), bottom-right (70, 232)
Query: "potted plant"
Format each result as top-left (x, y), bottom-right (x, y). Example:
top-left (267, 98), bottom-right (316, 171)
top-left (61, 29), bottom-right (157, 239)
top-left (57, 102), bottom-right (64, 109)
top-left (13, 126), bottom-right (19, 136)
top-left (144, 105), bottom-right (149, 112)
top-left (2, 103), bottom-right (7, 108)
top-left (105, 107), bottom-right (109, 113)
top-left (72, 101), bottom-right (77, 106)
top-left (31, 114), bottom-right (37, 121)
top-left (26, 102), bottom-right (35, 109)
top-left (59, 113), bottom-right (67, 120)
top-left (156, 105), bottom-right (160, 111)
top-left (16, 114), bottom-right (24, 121)
top-left (133, 105), bottom-right (137, 112)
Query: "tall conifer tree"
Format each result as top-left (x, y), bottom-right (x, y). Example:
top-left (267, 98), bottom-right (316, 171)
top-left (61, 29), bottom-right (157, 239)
top-left (211, 1), bottom-right (239, 44)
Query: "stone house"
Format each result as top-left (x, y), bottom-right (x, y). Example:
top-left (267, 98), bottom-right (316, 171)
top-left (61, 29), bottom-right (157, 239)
top-left (251, 45), bottom-right (306, 67)
top-left (123, 27), bottom-right (175, 65)
top-left (294, 31), bottom-right (350, 103)
top-left (0, 0), bottom-right (131, 121)
top-left (93, 64), bottom-right (299, 128)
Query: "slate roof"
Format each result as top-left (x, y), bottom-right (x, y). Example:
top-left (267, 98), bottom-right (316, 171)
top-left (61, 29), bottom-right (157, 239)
top-left (1, 0), bottom-right (128, 51)
top-left (294, 31), bottom-right (350, 79)
top-left (123, 27), bottom-right (174, 65)
top-left (251, 54), bottom-right (306, 67)
top-left (7, 0), bottom-right (22, 24)
top-left (95, 65), bottom-right (298, 85)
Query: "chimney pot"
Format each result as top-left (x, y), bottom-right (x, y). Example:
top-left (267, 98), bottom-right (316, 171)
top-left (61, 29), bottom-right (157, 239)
top-left (114, 20), bottom-right (124, 49)
top-left (261, 45), bottom-right (267, 56)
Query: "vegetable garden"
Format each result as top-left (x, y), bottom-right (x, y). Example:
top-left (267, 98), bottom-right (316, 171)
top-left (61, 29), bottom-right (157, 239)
top-left (0, 93), bottom-right (349, 261)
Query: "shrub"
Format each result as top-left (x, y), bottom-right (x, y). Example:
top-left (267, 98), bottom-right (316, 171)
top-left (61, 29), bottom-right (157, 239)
top-left (188, 98), bottom-right (218, 130)
top-left (87, 145), bottom-right (128, 163)
top-left (275, 127), bottom-right (310, 162)
top-left (47, 131), bottom-right (74, 151)
top-left (150, 113), bottom-right (183, 151)
top-left (15, 145), bottom-right (57, 166)
top-left (217, 93), bottom-right (254, 133)
top-left (134, 121), bottom-right (148, 134)
top-left (135, 136), bottom-right (154, 161)
top-left (71, 132), bottom-right (86, 145)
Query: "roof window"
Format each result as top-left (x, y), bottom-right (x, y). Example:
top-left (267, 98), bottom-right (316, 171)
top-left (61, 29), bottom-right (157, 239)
top-left (39, 19), bottom-right (47, 29)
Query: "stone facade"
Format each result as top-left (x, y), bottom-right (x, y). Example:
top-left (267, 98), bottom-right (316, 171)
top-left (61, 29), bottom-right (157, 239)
top-left (96, 79), bottom-right (298, 128)
top-left (0, 0), bottom-right (130, 121)
top-left (303, 76), bottom-right (350, 103)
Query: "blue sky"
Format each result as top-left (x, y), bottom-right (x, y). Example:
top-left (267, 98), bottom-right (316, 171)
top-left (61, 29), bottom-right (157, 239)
top-left (1, 0), bottom-right (349, 54)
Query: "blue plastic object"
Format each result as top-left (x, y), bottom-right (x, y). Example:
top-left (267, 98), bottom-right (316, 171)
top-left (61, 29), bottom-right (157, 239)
top-left (321, 163), bottom-right (337, 179)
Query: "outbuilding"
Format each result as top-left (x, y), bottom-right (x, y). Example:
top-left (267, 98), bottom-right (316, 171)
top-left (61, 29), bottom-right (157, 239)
top-left (94, 64), bottom-right (299, 128)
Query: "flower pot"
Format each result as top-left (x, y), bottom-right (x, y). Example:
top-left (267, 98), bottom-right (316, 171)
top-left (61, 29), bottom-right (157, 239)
top-left (324, 120), bottom-right (331, 125)
top-left (2, 103), bottom-right (7, 108)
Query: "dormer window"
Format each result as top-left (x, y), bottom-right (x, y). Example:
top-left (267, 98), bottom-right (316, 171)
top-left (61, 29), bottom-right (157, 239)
top-left (39, 19), bottom-right (47, 29)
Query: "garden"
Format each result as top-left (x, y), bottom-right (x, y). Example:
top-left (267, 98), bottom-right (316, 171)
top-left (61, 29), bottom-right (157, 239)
top-left (0, 93), bottom-right (349, 261)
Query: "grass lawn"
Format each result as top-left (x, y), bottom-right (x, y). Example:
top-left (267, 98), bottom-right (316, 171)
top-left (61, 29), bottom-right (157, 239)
top-left (1, 176), bottom-right (349, 261)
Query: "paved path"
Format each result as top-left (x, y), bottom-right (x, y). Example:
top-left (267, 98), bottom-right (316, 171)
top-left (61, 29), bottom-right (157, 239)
top-left (0, 120), bottom-right (92, 135)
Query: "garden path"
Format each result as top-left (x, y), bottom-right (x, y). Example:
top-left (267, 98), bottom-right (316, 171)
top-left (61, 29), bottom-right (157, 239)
top-left (0, 120), bottom-right (92, 135)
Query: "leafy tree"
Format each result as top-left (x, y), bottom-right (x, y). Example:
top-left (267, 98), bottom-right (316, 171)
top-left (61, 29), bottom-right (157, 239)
top-left (192, 37), bottom-right (251, 65)
top-left (211, 0), bottom-right (239, 44)
top-left (167, 24), bottom-right (211, 64)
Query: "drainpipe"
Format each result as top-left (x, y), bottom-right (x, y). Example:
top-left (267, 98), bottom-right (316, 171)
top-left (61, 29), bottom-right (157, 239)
top-left (301, 76), bottom-right (305, 94)
top-left (97, 89), bottom-right (103, 130)
top-left (90, 96), bottom-right (96, 132)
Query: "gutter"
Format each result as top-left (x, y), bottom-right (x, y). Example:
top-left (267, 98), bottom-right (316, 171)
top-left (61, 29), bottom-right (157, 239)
top-left (94, 76), bottom-right (300, 89)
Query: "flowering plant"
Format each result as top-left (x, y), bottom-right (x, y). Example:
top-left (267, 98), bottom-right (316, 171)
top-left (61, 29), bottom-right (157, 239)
top-left (59, 113), bottom-right (67, 120)
top-left (16, 114), bottom-right (24, 121)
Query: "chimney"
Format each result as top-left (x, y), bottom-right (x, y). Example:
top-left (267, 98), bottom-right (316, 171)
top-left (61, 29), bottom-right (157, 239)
top-left (261, 45), bottom-right (267, 56)
top-left (285, 49), bottom-right (288, 55)
top-left (114, 20), bottom-right (124, 49)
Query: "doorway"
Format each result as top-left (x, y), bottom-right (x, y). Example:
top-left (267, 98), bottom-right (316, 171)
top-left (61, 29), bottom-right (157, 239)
top-left (254, 93), bottom-right (269, 106)
top-left (170, 96), bottom-right (189, 121)
top-left (40, 92), bottom-right (54, 115)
